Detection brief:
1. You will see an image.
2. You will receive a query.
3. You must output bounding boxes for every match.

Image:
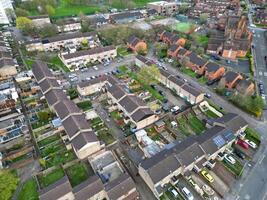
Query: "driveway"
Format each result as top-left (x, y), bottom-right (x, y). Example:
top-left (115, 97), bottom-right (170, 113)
top-left (208, 170), bottom-right (229, 197)
top-left (212, 162), bottom-right (236, 187)
top-left (176, 177), bottom-right (203, 200)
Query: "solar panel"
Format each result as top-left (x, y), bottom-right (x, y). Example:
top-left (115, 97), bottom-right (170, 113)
top-left (213, 135), bottom-right (226, 148)
top-left (223, 131), bottom-right (235, 141)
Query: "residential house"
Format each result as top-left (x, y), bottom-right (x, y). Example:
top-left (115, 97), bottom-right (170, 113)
top-left (167, 44), bottom-right (180, 58)
top-left (236, 79), bottom-right (255, 96)
top-left (204, 62), bottom-right (225, 81)
top-left (207, 15), bottom-right (252, 60)
top-left (56, 18), bottom-right (81, 32)
top-left (39, 176), bottom-right (74, 200)
top-left (77, 76), bottom-right (108, 97)
top-left (109, 11), bottom-right (143, 23)
top-left (32, 61), bottom-right (102, 159)
top-left (185, 52), bottom-right (208, 74)
top-left (135, 55), bottom-right (156, 67)
top-left (220, 71), bottom-right (243, 89)
top-left (25, 32), bottom-right (99, 52)
top-left (89, 16), bottom-right (109, 27)
top-left (176, 47), bottom-right (189, 59)
top-left (139, 114), bottom-right (247, 198)
top-left (158, 30), bottom-right (186, 46)
top-left (157, 69), bottom-right (204, 104)
top-left (147, 1), bottom-right (179, 16)
top-left (107, 82), bottom-right (158, 130)
top-left (127, 36), bottom-right (147, 54)
top-left (60, 46), bottom-right (117, 69)
top-left (28, 15), bottom-right (51, 27)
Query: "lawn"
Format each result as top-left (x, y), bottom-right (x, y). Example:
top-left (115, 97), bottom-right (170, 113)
top-left (25, 59), bottom-right (34, 70)
top-left (177, 116), bottom-right (192, 136)
top-left (245, 127), bottom-right (261, 146)
top-left (117, 47), bottom-right (132, 57)
top-left (38, 134), bottom-right (61, 147)
top-left (76, 100), bottom-right (92, 111)
top-left (31, 121), bottom-right (50, 130)
top-left (45, 150), bottom-right (76, 168)
top-left (110, 111), bottom-right (123, 121)
top-left (38, 167), bottom-right (65, 188)
top-left (222, 159), bottom-right (244, 177)
top-left (192, 33), bottom-right (209, 48)
top-left (173, 22), bottom-right (194, 34)
top-left (54, 0), bottom-right (101, 18)
top-left (97, 130), bottom-right (115, 145)
top-left (205, 110), bottom-right (219, 119)
top-left (197, 76), bottom-right (207, 85)
top-left (40, 141), bottom-right (65, 157)
top-left (187, 113), bottom-right (206, 134)
top-left (90, 117), bottom-right (103, 126)
top-left (49, 56), bottom-right (70, 72)
top-left (66, 163), bottom-right (89, 187)
top-left (18, 178), bottom-right (39, 200)
top-left (118, 65), bottom-right (128, 73)
top-left (180, 67), bottom-right (197, 78)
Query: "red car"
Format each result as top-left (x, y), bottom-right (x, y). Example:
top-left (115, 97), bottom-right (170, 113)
top-left (237, 139), bottom-right (249, 149)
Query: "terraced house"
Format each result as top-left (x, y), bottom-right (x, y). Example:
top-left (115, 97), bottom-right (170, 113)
top-left (25, 32), bottom-right (99, 52)
top-left (139, 113), bottom-right (247, 198)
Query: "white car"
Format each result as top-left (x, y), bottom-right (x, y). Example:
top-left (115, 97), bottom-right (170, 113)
top-left (169, 188), bottom-right (178, 197)
top-left (245, 139), bottom-right (257, 149)
top-left (182, 187), bottom-right (194, 200)
top-left (224, 155), bottom-right (236, 165)
top-left (171, 106), bottom-right (180, 113)
top-left (93, 66), bottom-right (98, 70)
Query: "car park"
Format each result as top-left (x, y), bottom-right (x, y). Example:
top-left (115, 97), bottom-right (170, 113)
top-left (201, 170), bottom-right (214, 183)
top-left (181, 187), bottom-right (194, 200)
top-left (224, 154), bottom-right (236, 164)
top-left (237, 139), bottom-right (249, 149)
top-left (245, 139), bottom-right (257, 149)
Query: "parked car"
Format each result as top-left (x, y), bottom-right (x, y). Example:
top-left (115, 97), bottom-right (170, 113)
top-left (168, 188), bottom-right (178, 197)
top-left (245, 139), bottom-right (257, 149)
top-left (224, 154), bottom-right (236, 164)
top-left (204, 93), bottom-right (211, 99)
top-left (217, 152), bottom-right (226, 161)
top-left (171, 106), bottom-right (180, 113)
top-left (93, 66), bottom-right (98, 70)
top-left (237, 139), bottom-right (249, 149)
top-left (181, 187), bottom-right (194, 200)
top-left (201, 170), bottom-right (214, 183)
top-left (234, 149), bottom-right (245, 160)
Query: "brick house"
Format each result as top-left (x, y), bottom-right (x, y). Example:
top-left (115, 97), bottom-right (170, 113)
top-left (220, 71), bottom-right (243, 89)
top-left (186, 52), bottom-right (208, 74)
top-left (204, 62), bottom-right (225, 81)
top-left (236, 79), bottom-right (255, 96)
top-left (158, 30), bottom-right (186, 46)
top-left (127, 36), bottom-right (147, 54)
top-left (167, 44), bottom-right (180, 58)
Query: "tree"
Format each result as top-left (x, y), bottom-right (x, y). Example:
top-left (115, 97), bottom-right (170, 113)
top-left (137, 65), bottom-right (160, 86)
top-left (45, 4), bottom-right (55, 16)
top-left (154, 42), bottom-right (168, 58)
top-left (180, 56), bottom-right (190, 67)
top-left (199, 13), bottom-right (209, 24)
top-left (81, 38), bottom-right (88, 47)
top-left (16, 17), bottom-right (35, 34)
top-left (0, 170), bottom-right (19, 200)
top-left (196, 47), bottom-right (205, 55)
top-left (15, 8), bottom-right (29, 17)
top-left (38, 23), bottom-right (58, 38)
top-left (178, 5), bottom-right (189, 14)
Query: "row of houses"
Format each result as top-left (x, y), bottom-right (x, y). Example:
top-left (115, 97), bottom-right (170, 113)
top-left (135, 55), bottom-right (205, 104)
top-left (32, 61), bottom-right (102, 159)
top-left (138, 113), bottom-right (248, 198)
top-left (32, 61), bottom-right (139, 200)
top-left (77, 74), bottom-right (159, 130)
top-left (0, 32), bottom-right (17, 80)
top-left (25, 32), bottom-right (99, 52)
top-left (59, 45), bottom-right (117, 69)
top-left (39, 151), bottom-right (139, 200)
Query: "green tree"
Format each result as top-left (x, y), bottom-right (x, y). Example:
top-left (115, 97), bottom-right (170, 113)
top-left (15, 8), bottom-right (29, 17)
top-left (196, 47), bottom-right (205, 55)
top-left (137, 65), bottom-right (160, 86)
top-left (38, 23), bottom-right (58, 38)
top-left (16, 17), bottom-right (35, 34)
top-left (81, 38), bottom-right (88, 47)
top-left (178, 5), bottom-right (189, 14)
top-left (200, 13), bottom-right (209, 24)
top-left (0, 170), bottom-right (19, 200)
top-left (154, 42), bottom-right (168, 58)
top-left (45, 4), bottom-right (55, 16)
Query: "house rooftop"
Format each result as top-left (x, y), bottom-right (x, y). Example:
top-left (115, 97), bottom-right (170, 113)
top-left (205, 62), bottom-right (222, 73)
top-left (224, 71), bottom-right (241, 83)
top-left (39, 176), bottom-right (72, 200)
top-left (54, 99), bottom-right (81, 120)
top-left (32, 61), bottom-right (54, 82)
top-left (71, 131), bottom-right (99, 151)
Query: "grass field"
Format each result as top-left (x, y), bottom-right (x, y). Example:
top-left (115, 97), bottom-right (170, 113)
top-left (173, 22), bottom-right (194, 33)
top-left (66, 163), bottom-right (89, 187)
top-left (192, 33), bottom-right (209, 48)
top-left (18, 179), bottom-right (39, 200)
top-left (205, 110), bottom-right (219, 119)
top-left (38, 168), bottom-right (65, 188)
top-left (76, 100), bottom-right (92, 111)
top-left (245, 127), bottom-right (261, 146)
top-left (187, 114), bottom-right (206, 134)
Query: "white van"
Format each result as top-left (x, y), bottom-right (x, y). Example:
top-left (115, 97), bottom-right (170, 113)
top-left (182, 187), bottom-right (194, 200)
